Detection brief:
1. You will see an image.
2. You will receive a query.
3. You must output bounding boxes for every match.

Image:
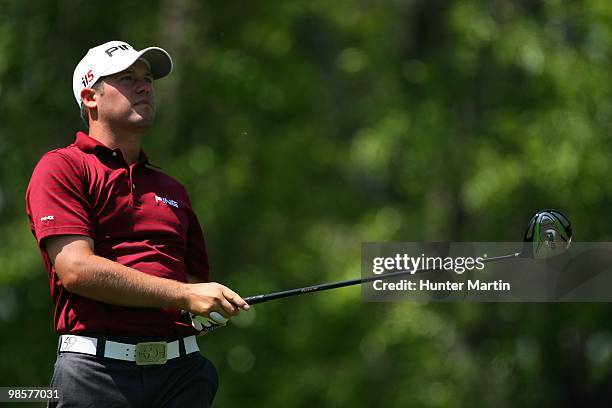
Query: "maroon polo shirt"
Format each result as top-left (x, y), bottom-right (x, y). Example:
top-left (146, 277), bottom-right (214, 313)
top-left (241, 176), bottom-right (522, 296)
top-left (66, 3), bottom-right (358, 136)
top-left (25, 132), bottom-right (209, 336)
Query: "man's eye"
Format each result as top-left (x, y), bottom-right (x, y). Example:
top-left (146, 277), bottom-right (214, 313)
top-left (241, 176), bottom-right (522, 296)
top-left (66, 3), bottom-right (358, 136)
top-left (145, 77), bottom-right (153, 83)
top-left (121, 76), bottom-right (132, 81)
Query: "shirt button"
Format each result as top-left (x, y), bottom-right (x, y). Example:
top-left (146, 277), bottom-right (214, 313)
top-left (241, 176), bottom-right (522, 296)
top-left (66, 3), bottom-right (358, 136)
top-left (132, 184), bottom-right (136, 188)
top-left (112, 152), bottom-right (117, 157)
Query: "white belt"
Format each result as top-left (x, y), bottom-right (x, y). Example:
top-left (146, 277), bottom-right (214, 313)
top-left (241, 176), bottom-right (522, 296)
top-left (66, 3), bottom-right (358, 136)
top-left (58, 334), bottom-right (199, 364)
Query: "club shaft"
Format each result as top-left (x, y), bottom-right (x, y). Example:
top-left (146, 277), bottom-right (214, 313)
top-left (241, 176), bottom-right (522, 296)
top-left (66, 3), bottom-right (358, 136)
top-left (244, 252), bottom-right (520, 305)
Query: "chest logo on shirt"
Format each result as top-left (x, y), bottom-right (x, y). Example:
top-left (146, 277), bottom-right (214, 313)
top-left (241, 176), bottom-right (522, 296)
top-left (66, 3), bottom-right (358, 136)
top-left (40, 215), bottom-right (55, 222)
top-left (155, 195), bottom-right (179, 209)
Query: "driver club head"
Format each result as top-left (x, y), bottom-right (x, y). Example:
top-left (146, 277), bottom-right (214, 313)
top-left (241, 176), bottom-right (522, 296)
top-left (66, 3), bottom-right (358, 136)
top-left (522, 209), bottom-right (573, 259)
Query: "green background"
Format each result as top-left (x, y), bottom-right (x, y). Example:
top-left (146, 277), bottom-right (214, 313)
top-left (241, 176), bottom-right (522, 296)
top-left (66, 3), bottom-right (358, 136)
top-left (2, 0), bottom-right (612, 406)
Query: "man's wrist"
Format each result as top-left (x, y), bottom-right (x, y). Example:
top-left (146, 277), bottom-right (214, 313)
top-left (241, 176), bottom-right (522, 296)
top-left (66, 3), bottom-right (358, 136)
top-left (174, 281), bottom-right (192, 311)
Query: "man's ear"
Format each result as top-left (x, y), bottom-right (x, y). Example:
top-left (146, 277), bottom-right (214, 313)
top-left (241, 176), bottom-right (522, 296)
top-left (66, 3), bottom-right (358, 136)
top-left (80, 88), bottom-right (97, 109)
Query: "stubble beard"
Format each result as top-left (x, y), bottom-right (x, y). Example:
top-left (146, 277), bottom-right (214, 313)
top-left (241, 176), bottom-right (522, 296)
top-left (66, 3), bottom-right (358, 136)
top-left (114, 108), bottom-right (156, 133)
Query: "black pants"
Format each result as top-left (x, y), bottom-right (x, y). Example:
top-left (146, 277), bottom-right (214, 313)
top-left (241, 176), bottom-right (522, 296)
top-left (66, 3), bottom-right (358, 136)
top-left (48, 352), bottom-right (218, 407)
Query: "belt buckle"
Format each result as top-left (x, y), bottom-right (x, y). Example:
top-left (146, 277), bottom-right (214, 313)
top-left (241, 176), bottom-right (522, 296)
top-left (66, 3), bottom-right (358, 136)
top-left (135, 341), bottom-right (167, 365)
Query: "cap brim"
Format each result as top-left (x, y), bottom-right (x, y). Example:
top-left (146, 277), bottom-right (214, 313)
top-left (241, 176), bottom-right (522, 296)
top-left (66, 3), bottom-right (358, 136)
top-left (99, 46), bottom-right (173, 80)
top-left (138, 47), bottom-right (173, 79)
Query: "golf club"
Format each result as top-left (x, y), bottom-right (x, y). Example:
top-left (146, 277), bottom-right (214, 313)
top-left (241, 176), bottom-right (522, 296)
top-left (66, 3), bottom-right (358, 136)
top-left (244, 209), bottom-right (573, 305)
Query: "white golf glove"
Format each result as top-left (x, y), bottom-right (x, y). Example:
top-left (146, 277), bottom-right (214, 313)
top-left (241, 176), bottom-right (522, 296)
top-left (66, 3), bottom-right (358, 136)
top-left (190, 311), bottom-right (229, 333)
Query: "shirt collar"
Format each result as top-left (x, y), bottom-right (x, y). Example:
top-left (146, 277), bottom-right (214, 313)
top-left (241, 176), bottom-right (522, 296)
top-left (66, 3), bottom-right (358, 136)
top-left (73, 131), bottom-right (150, 165)
top-left (74, 131), bottom-right (107, 153)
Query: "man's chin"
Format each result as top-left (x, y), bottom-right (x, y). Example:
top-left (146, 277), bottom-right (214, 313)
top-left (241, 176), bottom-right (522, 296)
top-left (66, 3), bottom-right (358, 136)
top-left (128, 115), bottom-right (155, 131)
top-left (108, 113), bottom-right (155, 133)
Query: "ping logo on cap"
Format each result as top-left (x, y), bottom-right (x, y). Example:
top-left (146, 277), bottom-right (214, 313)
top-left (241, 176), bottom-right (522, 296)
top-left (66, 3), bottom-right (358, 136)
top-left (105, 43), bottom-right (132, 57)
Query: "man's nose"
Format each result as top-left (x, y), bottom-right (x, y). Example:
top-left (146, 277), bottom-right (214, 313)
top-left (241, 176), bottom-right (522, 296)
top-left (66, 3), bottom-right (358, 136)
top-left (135, 79), bottom-right (152, 94)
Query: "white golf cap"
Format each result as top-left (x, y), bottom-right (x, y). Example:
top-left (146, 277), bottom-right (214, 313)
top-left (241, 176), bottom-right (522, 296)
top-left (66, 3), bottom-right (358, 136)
top-left (72, 40), bottom-right (173, 107)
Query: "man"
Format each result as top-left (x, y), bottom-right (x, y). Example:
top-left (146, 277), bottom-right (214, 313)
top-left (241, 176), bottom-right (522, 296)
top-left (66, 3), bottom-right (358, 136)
top-left (25, 40), bottom-right (248, 407)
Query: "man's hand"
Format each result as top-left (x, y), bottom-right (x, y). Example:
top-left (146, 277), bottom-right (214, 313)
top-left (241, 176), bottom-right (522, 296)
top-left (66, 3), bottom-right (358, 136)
top-left (181, 282), bottom-right (250, 317)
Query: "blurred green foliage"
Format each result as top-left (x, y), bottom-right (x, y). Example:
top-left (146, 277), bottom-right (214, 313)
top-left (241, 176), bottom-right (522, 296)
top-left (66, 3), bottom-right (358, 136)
top-left (2, 0), bottom-right (612, 406)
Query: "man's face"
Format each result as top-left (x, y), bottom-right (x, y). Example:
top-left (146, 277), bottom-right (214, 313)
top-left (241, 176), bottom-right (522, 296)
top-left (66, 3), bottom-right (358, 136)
top-left (95, 59), bottom-right (156, 131)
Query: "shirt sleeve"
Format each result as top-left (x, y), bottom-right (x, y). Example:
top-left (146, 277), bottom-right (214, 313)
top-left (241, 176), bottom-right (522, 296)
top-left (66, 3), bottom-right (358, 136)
top-left (25, 151), bottom-right (95, 246)
top-left (184, 205), bottom-right (211, 282)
